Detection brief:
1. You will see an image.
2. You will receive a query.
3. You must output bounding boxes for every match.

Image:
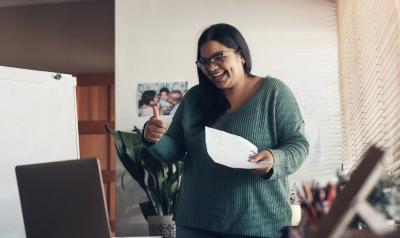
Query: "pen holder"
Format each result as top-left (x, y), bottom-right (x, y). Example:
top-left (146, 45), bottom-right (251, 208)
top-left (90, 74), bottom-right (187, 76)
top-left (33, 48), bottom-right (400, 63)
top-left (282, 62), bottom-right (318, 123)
top-left (291, 204), bottom-right (302, 226)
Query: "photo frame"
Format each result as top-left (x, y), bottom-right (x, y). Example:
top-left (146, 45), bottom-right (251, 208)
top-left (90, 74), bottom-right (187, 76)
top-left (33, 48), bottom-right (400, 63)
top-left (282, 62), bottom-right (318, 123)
top-left (137, 82), bottom-right (188, 117)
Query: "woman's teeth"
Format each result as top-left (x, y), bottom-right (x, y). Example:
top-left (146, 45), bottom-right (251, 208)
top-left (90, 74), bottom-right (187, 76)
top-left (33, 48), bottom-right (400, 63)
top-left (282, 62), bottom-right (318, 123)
top-left (211, 72), bottom-right (224, 80)
top-left (212, 72), bottom-right (223, 77)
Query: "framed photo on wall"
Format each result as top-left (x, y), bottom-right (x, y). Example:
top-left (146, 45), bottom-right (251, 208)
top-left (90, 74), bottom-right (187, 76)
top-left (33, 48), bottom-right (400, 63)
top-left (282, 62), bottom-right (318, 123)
top-left (137, 82), bottom-right (188, 117)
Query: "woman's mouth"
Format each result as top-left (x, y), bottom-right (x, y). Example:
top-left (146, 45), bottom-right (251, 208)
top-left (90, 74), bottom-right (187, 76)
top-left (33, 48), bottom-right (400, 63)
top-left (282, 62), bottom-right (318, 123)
top-left (210, 71), bottom-right (226, 81)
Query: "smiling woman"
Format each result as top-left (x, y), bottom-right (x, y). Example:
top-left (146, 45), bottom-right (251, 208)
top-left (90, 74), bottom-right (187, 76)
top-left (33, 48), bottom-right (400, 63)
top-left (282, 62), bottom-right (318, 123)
top-left (195, 49), bottom-right (237, 71)
top-left (198, 40), bottom-right (262, 114)
top-left (142, 23), bottom-right (309, 238)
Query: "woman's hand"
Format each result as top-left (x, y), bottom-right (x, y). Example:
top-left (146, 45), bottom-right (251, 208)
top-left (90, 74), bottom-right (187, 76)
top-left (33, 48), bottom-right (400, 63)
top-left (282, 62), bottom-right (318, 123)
top-left (143, 106), bottom-right (167, 143)
top-left (248, 150), bottom-right (274, 176)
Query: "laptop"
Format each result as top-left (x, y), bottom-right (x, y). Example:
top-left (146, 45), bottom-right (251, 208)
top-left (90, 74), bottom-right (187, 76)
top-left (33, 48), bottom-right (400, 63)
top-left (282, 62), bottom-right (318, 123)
top-left (15, 158), bottom-right (112, 238)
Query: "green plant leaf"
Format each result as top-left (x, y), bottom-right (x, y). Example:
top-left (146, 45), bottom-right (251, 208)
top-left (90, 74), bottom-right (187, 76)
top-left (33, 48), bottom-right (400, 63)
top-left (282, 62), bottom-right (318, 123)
top-left (107, 126), bottom-right (184, 216)
top-left (139, 201), bottom-right (157, 221)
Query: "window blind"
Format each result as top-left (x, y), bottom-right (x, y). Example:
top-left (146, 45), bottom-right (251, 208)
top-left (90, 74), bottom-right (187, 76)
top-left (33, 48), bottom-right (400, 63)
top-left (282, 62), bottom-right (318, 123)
top-left (337, 0), bottom-right (400, 174)
top-left (252, 0), bottom-right (342, 184)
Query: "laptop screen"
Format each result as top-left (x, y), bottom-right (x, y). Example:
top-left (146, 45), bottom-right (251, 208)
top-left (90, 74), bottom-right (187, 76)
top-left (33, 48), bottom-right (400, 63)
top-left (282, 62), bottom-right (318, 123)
top-left (15, 158), bottom-right (111, 238)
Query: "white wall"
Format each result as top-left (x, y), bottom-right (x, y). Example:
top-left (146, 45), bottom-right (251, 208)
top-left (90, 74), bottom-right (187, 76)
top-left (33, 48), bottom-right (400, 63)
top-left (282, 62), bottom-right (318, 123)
top-left (116, 0), bottom-right (340, 235)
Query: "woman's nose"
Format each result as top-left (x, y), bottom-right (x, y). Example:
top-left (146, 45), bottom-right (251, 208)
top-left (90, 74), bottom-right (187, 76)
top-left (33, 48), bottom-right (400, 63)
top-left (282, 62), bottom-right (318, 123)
top-left (205, 62), bottom-right (219, 71)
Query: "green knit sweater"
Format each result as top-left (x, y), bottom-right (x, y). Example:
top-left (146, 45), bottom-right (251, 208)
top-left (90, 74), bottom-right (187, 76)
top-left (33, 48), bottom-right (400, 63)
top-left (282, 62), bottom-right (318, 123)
top-left (147, 76), bottom-right (309, 238)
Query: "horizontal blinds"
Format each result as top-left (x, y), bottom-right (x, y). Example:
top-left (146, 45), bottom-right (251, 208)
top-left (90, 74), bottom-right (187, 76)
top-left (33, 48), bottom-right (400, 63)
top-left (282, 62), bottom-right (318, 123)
top-left (257, 0), bottom-right (342, 184)
top-left (337, 0), bottom-right (400, 174)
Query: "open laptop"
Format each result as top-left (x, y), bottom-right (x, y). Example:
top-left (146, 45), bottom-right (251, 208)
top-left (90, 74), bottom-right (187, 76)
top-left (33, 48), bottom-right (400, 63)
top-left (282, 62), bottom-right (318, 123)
top-left (15, 158), bottom-right (112, 238)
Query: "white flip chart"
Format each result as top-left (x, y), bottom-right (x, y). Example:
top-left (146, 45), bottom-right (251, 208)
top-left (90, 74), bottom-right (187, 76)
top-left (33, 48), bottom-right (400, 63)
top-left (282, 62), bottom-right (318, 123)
top-left (0, 66), bottom-right (79, 238)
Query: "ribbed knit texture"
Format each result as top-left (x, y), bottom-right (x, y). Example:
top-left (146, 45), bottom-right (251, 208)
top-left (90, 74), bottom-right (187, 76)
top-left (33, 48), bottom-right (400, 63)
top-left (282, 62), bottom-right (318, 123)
top-left (147, 76), bottom-right (309, 238)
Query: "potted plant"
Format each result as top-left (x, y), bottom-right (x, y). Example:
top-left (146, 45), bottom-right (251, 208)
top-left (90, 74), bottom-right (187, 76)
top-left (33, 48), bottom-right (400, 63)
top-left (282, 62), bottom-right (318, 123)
top-left (107, 126), bottom-right (184, 238)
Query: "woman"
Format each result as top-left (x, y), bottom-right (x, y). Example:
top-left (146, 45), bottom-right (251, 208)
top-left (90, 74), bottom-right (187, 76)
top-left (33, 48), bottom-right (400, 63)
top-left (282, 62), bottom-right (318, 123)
top-left (143, 23), bottom-right (309, 238)
top-left (138, 90), bottom-right (158, 116)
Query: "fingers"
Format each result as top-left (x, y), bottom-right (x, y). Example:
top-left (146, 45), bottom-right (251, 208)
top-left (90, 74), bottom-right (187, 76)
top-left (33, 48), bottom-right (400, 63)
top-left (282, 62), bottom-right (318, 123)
top-left (147, 123), bottom-right (165, 134)
top-left (153, 106), bottom-right (160, 120)
top-left (248, 150), bottom-right (274, 176)
top-left (150, 117), bottom-right (167, 129)
top-left (145, 121), bottom-right (166, 142)
top-left (249, 150), bottom-right (273, 163)
top-left (144, 109), bottom-right (166, 143)
top-left (145, 125), bottom-right (163, 143)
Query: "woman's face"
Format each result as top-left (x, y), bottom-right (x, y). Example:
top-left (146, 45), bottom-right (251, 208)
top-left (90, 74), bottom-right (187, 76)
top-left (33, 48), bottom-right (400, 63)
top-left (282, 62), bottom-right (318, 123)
top-left (150, 94), bottom-right (159, 106)
top-left (199, 40), bottom-right (245, 90)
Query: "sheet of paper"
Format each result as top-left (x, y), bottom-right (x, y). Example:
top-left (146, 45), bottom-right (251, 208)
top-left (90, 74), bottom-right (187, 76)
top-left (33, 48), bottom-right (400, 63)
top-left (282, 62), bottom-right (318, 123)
top-left (205, 126), bottom-right (273, 169)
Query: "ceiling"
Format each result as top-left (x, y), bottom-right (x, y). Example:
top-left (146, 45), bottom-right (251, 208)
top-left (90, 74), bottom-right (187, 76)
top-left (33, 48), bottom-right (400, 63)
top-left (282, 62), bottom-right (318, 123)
top-left (0, 0), bottom-right (114, 74)
top-left (0, 0), bottom-right (95, 8)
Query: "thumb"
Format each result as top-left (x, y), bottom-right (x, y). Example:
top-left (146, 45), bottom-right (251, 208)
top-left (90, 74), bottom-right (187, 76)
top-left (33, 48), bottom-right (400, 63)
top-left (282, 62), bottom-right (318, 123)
top-left (153, 105), bottom-right (160, 120)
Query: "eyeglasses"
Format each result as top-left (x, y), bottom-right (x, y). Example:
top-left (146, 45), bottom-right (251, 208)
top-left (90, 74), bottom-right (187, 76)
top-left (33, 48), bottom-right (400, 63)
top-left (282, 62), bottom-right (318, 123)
top-left (196, 49), bottom-right (237, 70)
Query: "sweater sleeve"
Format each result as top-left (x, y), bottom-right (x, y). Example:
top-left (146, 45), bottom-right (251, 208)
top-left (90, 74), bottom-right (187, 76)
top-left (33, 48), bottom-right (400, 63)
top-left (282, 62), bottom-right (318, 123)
top-left (143, 101), bottom-right (186, 163)
top-left (266, 82), bottom-right (309, 180)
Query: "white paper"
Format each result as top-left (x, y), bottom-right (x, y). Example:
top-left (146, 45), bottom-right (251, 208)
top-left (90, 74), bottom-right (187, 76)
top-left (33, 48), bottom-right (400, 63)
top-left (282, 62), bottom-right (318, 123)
top-left (205, 126), bottom-right (273, 169)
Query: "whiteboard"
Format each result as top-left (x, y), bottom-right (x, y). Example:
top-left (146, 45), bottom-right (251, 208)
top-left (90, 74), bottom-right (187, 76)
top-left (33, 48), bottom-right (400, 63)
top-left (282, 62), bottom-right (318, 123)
top-left (0, 66), bottom-right (79, 238)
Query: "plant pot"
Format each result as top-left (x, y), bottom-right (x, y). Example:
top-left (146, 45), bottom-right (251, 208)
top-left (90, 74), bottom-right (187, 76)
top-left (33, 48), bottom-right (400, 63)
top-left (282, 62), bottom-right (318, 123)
top-left (148, 215), bottom-right (176, 238)
top-left (291, 204), bottom-right (302, 226)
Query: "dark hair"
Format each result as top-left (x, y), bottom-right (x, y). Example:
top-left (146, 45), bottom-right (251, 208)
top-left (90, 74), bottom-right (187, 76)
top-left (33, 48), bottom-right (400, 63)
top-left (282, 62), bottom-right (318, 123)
top-left (139, 90), bottom-right (156, 107)
top-left (196, 23), bottom-right (252, 126)
top-left (159, 87), bottom-right (169, 94)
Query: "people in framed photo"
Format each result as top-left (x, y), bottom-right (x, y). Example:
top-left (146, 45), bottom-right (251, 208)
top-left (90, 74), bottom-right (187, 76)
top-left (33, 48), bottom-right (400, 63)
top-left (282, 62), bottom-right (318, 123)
top-left (137, 82), bottom-right (188, 117)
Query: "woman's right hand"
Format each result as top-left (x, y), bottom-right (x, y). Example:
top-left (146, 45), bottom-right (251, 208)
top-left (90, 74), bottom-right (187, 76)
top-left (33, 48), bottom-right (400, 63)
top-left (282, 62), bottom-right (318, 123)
top-left (143, 106), bottom-right (167, 143)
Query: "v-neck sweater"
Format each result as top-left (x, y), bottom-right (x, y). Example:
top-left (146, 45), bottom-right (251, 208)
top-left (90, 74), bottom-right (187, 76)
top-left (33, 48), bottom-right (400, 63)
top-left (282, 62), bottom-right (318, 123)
top-left (146, 76), bottom-right (309, 238)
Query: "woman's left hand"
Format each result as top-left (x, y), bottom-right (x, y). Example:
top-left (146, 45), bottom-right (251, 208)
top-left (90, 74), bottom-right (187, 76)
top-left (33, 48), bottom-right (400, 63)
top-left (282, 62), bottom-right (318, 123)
top-left (248, 150), bottom-right (274, 176)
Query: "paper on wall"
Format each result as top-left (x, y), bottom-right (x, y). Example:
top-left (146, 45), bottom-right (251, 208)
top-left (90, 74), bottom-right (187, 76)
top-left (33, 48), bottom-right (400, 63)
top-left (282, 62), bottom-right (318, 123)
top-left (205, 126), bottom-right (273, 169)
